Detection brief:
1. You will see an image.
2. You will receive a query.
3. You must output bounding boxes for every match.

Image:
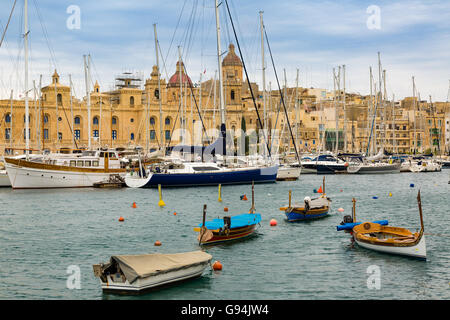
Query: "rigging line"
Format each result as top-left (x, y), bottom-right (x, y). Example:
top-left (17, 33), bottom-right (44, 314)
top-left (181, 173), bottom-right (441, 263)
top-left (150, 122), bottom-right (161, 149)
top-left (0, 0), bottom-right (17, 49)
top-left (224, 0), bottom-right (271, 158)
top-left (32, 0), bottom-right (58, 71)
top-left (181, 62), bottom-right (210, 143)
top-left (263, 25), bottom-right (300, 164)
top-left (164, 0), bottom-right (188, 68)
top-left (164, 99), bottom-right (183, 150)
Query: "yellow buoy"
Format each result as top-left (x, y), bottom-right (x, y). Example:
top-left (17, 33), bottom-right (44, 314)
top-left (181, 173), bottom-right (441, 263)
top-left (389, 192), bottom-right (392, 197)
top-left (158, 184), bottom-right (165, 207)
top-left (218, 184), bottom-right (222, 202)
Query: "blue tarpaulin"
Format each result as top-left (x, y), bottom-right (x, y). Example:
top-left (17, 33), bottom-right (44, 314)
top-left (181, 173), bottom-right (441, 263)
top-left (198, 213), bottom-right (261, 230)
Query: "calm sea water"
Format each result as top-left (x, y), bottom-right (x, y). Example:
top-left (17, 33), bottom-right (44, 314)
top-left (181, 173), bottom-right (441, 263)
top-left (0, 171), bottom-right (449, 300)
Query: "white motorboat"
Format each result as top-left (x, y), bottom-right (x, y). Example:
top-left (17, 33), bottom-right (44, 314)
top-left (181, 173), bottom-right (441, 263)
top-left (3, 150), bottom-right (126, 189)
top-left (347, 161), bottom-right (401, 174)
top-left (0, 169), bottom-right (11, 187)
top-left (276, 164), bottom-right (301, 181)
top-left (93, 251), bottom-right (212, 293)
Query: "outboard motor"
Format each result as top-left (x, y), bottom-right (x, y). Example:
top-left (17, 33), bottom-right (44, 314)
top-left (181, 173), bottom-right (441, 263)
top-left (341, 215), bottom-right (354, 225)
top-left (304, 196), bottom-right (311, 212)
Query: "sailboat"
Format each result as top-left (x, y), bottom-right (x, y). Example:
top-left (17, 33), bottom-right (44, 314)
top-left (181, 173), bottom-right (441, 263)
top-left (125, 0), bottom-right (278, 188)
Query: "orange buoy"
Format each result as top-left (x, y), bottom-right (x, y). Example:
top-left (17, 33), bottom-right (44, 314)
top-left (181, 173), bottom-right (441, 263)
top-left (132, 202), bottom-right (137, 208)
top-left (270, 219), bottom-right (277, 226)
top-left (118, 216), bottom-right (125, 222)
top-left (224, 207), bottom-right (229, 212)
top-left (154, 240), bottom-right (162, 246)
top-left (242, 195), bottom-right (248, 201)
top-left (338, 208), bottom-right (344, 212)
top-left (173, 212), bottom-right (177, 216)
top-left (212, 261), bottom-right (222, 271)
top-left (317, 186), bottom-right (323, 193)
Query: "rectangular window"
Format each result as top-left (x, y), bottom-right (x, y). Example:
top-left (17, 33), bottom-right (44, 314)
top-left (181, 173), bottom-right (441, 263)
top-left (150, 130), bottom-right (156, 140)
top-left (112, 130), bottom-right (117, 140)
top-left (92, 160), bottom-right (99, 167)
top-left (23, 129), bottom-right (30, 140)
top-left (93, 130), bottom-right (99, 138)
top-left (74, 129), bottom-right (80, 140)
top-left (165, 130), bottom-right (171, 141)
top-left (58, 132), bottom-right (62, 140)
top-left (85, 160), bottom-right (91, 167)
top-left (44, 129), bottom-right (49, 140)
top-left (70, 160), bottom-right (76, 167)
top-left (5, 128), bottom-right (11, 140)
top-left (77, 160), bottom-right (83, 167)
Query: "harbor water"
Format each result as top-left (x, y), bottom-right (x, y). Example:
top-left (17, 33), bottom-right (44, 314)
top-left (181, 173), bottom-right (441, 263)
top-left (0, 171), bottom-right (449, 300)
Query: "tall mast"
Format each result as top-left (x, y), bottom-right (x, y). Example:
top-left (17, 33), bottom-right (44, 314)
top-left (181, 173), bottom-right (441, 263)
top-left (69, 74), bottom-right (75, 149)
top-left (260, 11), bottom-right (267, 158)
top-left (37, 75), bottom-right (42, 152)
top-left (392, 94), bottom-right (396, 154)
top-left (367, 67), bottom-right (373, 155)
top-left (24, 0), bottom-right (30, 159)
top-left (54, 73), bottom-right (58, 148)
top-left (83, 54), bottom-right (91, 150)
top-left (295, 68), bottom-right (299, 150)
top-left (412, 76), bottom-right (416, 154)
top-left (154, 24), bottom-right (163, 152)
top-left (9, 89), bottom-right (13, 150)
top-left (343, 65), bottom-right (347, 152)
top-left (178, 46), bottom-right (184, 145)
top-left (377, 52), bottom-right (382, 153)
top-left (383, 69), bottom-right (387, 149)
top-left (215, 0), bottom-right (226, 157)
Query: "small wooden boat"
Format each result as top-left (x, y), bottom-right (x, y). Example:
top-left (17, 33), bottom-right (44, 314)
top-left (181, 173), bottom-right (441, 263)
top-left (194, 182), bottom-right (261, 245)
top-left (341, 192), bottom-right (426, 260)
top-left (92, 250), bottom-right (212, 293)
top-left (279, 177), bottom-right (331, 222)
top-left (93, 174), bottom-right (125, 188)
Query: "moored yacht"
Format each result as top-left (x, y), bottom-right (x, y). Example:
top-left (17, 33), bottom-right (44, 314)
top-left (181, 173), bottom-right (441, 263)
top-left (3, 149), bottom-right (126, 189)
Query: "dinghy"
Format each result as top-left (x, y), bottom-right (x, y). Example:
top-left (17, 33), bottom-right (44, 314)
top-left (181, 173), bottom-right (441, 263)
top-left (339, 193), bottom-right (426, 260)
top-left (92, 251), bottom-right (212, 293)
top-left (194, 182), bottom-right (261, 245)
top-left (279, 177), bottom-right (331, 222)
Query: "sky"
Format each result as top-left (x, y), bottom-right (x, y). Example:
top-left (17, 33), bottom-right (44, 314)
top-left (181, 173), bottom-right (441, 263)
top-left (0, 0), bottom-right (449, 102)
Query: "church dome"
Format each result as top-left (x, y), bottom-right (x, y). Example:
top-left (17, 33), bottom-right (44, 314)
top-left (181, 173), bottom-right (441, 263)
top-left (168, 61), bottom-right (192, 88)
top-left (222, 44), bottom-right (242, 67)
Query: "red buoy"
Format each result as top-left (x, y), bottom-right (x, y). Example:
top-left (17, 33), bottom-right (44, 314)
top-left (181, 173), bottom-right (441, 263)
top-left (118, 216), bottom-right (125, 222)
top-left (224, 207), bottom-right (229, 212)
top-left (132, 202), bottom-right (137, 208)
top-left (212, 261), bottom-right (222, 271)
top-left (270, 219), bottom-right (277, 226)
top-left (154, 240), bottom-right (162, 246)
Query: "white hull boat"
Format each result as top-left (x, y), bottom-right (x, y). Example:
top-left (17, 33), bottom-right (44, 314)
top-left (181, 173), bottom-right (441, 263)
top-left (354, 234), bottom-right (426, 259)
top-left (347, 162), bottom-right (401, 174)
top-left (3, 150), bottom-right (125, 189)
top-left (276, 165), bottom-right (301, 181)
top-left (0, 170), bottom-right (11, 187)
top-left (93, 251), bottom-right (212, 293)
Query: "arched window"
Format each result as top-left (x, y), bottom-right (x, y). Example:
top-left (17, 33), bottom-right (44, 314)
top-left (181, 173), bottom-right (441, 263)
top-left (150, 117), bottom-right (156, 125)
top-left (5, 113), bottom-right (11, 123)
top-left (231, 90), bottom-right (235, 100)
top-left (112, 117), bottom-right (118, 125)
top-left (93, 116), bottom-right (99, 125)
top-left (57, 94), bottom-right (62, 105)
top-left (154, 89), bottom-right (159, 99)
top-left (130, 96), bottom-right (135, 106)
top-left (74, 116), bottom-right (81, 125)
top-left (165, 117), bottom-right (171, 125)
top-left (130, 133), bottom-right (135, 140)
top-left (44, 114), bottom-right (50, 124)
top-left (130, 118), bottom-right (134, 123)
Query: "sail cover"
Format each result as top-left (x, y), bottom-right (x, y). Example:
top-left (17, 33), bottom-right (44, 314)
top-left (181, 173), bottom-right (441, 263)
top-left (109, 251), bottom-right (212, 284)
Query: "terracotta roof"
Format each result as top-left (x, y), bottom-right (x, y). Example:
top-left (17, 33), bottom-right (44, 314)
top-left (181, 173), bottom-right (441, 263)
top-left (222, 44), bottom-right (242, 67)
top-left (168, 61), bottom-right (192, 88)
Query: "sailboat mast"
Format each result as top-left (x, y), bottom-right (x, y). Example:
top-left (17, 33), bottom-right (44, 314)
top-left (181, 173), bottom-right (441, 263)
top-left (260, 11), bottom-right (267, 158)
top-left (69, 75), bottom-right (75, 149)
top-left (83, 54), bottom-right (91, 150)
top-left (153, 24), bottom-right (163, 152)
top-left (412, 76), bottom-right (416, 154)
top-left (343, 65), bottom-right (347, 152)
top-left (215, 0), bottom-right (226, 157)
top-left (24, 0), bottom-right (30, 159)
top-left (295, 68), bottom-right (299, 150)
top-left (9, 89), bottom-right (13, 150)
top-left (178, 46), bottom-right (184, 145)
